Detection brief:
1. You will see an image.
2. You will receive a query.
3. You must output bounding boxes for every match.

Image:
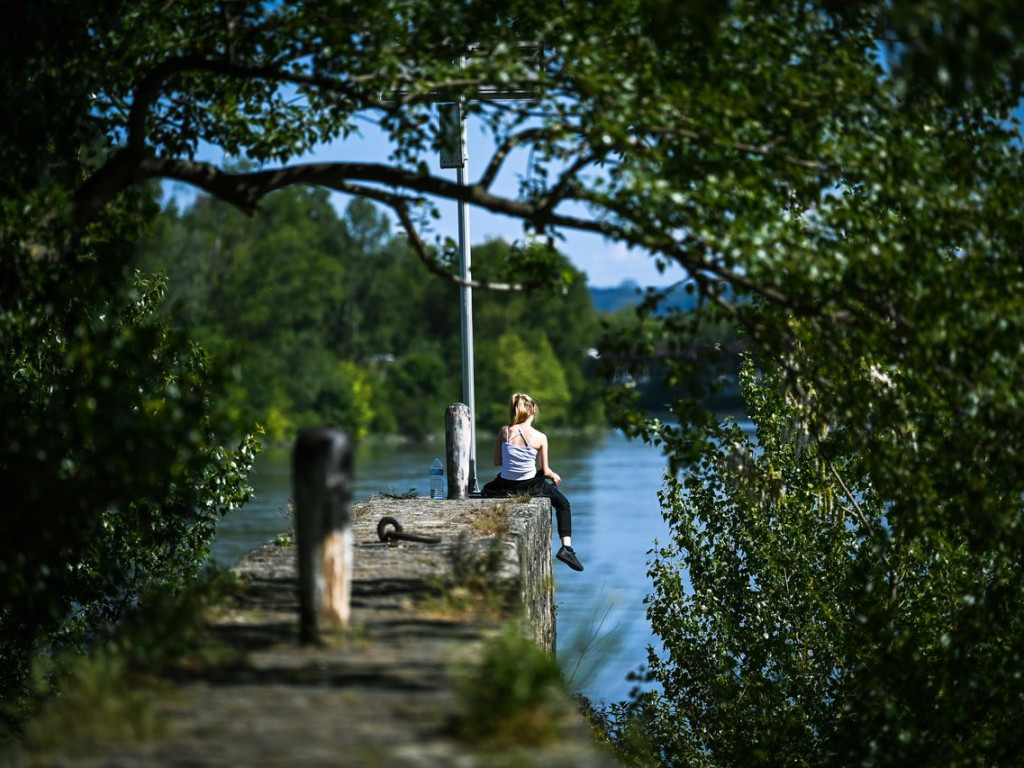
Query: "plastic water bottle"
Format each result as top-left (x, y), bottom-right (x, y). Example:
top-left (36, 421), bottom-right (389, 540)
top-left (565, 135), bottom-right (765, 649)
top-left (429, 458), bottom-right (445, 500)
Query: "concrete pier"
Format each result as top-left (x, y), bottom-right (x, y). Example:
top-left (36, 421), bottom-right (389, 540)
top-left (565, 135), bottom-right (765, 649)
top-left (18, 498), bottom-right (617, 767)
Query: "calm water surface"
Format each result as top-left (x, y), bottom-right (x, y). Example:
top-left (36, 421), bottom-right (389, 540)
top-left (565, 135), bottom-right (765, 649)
top-left (211, 428), bottom-right (737, 705)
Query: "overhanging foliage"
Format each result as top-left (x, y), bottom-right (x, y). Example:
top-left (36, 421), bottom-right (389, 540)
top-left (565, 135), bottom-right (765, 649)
top-left (5, 1), bottom-right (1024, 760)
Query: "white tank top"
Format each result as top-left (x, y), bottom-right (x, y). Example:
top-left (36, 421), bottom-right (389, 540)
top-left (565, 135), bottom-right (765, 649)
top-left (500, 426), bottom-right (538, 480)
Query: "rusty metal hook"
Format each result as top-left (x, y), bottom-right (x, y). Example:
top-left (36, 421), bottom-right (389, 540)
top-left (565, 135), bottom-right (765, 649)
top-left (376, 516), bottom-right (442, 545)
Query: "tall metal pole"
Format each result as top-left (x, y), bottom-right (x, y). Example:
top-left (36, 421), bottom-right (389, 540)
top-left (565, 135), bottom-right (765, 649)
top-left (455, 103), bottom-right (479, 493)
top-left (389, 45), bottom-right (538, 497)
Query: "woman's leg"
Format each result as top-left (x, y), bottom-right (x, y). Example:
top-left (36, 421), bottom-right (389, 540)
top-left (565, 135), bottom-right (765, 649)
top-left (485, 476), bottom-right (576, 549)
top-left (542, 484), bottom-right (583, 571)
top-left (481, 474), bottom-right (520, 497)
top-left (536, 482), bottom-right (572, 542)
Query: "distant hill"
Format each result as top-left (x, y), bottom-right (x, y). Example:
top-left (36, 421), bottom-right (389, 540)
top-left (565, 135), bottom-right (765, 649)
top-left (589, 280), bottom-right (701, 314)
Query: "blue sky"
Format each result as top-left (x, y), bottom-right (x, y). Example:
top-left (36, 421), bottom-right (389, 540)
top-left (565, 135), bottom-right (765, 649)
top-left (164, 114), bottom-right (684, 289)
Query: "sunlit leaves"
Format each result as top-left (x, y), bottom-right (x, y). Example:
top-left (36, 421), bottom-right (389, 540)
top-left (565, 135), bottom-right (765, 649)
top-left (637, 352), bottom-right (1024, 766)
top-left (10, 1), bottom-right (1024, 754)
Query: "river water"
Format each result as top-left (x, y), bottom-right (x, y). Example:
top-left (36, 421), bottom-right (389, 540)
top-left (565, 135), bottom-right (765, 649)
top-left (211, 427), bottom-right (734, 706)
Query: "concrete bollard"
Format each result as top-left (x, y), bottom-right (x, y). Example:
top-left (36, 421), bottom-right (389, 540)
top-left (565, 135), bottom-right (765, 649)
top-left (293, 428), bottom-right (353, 643)
top-left (445, 402), bottom-right (472, 499)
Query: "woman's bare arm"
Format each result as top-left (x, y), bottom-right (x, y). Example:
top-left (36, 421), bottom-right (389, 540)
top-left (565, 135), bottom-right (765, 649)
top-left (537, 433), bottom-right (561, 485)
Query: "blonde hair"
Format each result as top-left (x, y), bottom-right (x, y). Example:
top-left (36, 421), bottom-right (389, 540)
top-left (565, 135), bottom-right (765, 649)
top-left (508, 392), bottom-right (539, 425)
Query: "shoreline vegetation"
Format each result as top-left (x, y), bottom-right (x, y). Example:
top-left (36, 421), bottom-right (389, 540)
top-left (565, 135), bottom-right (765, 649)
top-left (135, 191), bottom-right (743, 447)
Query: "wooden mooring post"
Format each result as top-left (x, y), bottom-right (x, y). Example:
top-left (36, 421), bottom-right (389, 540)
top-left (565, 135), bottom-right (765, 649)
top-left (293, 428), bottom-right (353, 643)
top-left (445, 402), bottom-right (472, 499)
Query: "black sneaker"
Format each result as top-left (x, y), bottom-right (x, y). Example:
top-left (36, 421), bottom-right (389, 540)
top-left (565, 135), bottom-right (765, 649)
top-left (556, 545), bottom-right (584, 572)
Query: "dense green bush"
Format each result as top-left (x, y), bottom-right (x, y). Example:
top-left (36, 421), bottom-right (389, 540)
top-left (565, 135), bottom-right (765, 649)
top-left (0, 246), bottom-right (258, 708)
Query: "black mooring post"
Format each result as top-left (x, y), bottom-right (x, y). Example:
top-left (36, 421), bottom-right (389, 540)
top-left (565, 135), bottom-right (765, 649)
top-left (445, 402), bottom-right (472, 499)
top-left (293, 428), bottom-right (353, 644)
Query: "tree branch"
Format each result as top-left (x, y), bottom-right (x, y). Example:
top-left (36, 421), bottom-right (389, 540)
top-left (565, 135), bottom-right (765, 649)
top-left (477, 126), bottom-right (557, 191)
top-left (130, 155), bottom-right (615, 238)
top-left (76, 52), bottom-right (384, 221)
top-left (324, 179), bottom-right (526, 292)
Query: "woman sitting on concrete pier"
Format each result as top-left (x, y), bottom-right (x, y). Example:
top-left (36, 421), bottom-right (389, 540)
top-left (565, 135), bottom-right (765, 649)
top-left (482, 392), bottom-right (584, 572)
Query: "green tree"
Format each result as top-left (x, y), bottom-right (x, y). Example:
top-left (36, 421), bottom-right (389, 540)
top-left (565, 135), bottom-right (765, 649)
top-left (0, 3), bottom-right (261, 706)
top-left (331, 197), bottom-right (432, 362)
top-left (10, 0), bottom-right (1024, 758)
top-left (473, 239), bottom-right (602, 429)
top-left (476, 332), bottom-right (572, 432)
top-left (136, 191), bottom-right (464, 439)
top-left (627, 349), bottom-right (1024, 767)
top-left (0, 256), bottom-right (258, 705)
top-left (137, 203), bottom-right (603, 439)
top-left (471, 240), bottom-right (598, 428)
top-left (383, 352), bottom-right (454, 440)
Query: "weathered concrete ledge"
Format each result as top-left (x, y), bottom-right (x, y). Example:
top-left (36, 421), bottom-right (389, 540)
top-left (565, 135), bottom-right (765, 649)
top-left (22, 498), bottom-right (616, 767)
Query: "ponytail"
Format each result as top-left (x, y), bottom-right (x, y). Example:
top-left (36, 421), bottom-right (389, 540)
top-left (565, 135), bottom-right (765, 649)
top-left (508, 392), bottom-right (539, 425)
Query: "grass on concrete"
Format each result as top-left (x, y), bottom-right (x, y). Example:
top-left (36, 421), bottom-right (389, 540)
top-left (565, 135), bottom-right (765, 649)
top-left (450, 625), bottom-right (573, 749)
top-left (419, 530), bottom-right (519, 621)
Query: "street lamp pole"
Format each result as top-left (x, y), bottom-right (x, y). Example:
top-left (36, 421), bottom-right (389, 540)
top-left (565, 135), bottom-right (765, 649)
top-left (453, 105), bottom-right (479, 493)
top-left (431, 45), bottom-right (541, 493)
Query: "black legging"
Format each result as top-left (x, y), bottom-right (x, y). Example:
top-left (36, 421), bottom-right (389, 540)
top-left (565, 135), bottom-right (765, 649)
top-left (481, 473), bottom-right (572, 539)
